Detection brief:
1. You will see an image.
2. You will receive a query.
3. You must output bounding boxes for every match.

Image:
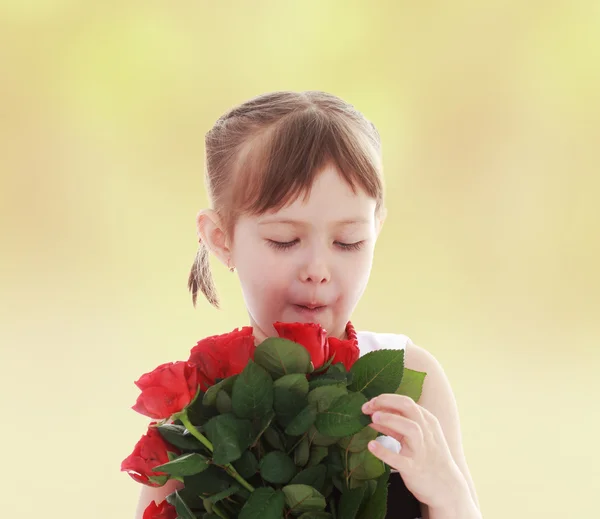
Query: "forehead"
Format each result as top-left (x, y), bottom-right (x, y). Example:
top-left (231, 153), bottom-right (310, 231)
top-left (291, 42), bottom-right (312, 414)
top-left (257, 165), bottom-right (377, 225)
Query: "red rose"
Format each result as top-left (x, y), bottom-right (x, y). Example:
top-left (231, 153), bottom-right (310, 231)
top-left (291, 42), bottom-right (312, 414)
top-left (273, 322), bottom-right (329, 369)
top-left (188, 327), bottom-right (255, 391)
top-left (143, 500), bottom-right (177, 519)
top-left (132, 361), bottom-right (199, 419)
top-left (121, 423), bottom-right (179, 487)
top-left (327, 321), bottom-right (360, 371)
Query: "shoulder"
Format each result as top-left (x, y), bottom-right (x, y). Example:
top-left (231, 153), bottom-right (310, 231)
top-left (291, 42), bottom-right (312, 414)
top-left (403, 340), bottom-right (461, 437)
top-left (403, 339), bottom-right (440, 380)
top-left (404, 339), bottom-right (481, 510)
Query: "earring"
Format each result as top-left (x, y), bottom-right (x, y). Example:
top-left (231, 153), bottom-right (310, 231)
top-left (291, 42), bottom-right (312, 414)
top-left (227, 259), bottom-right (235, 273)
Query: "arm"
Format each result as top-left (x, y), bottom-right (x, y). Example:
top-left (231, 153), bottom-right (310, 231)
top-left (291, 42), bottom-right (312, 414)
top-left (405, 340), bottom-right (482, 518)
top-left (134, 478), bottom-right (184, 519)
top-left (425, 484), bottom-right (482, 519)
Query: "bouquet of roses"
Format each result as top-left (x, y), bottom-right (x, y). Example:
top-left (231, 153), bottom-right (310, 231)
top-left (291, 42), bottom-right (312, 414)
top-left (121, 322), bottom-right (426, 519)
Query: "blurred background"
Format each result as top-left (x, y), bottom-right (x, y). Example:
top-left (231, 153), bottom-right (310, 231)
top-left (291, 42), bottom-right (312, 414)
top-left (1, 1), bottom-right (598, 517)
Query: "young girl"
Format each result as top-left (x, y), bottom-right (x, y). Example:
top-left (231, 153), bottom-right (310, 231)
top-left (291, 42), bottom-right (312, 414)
top-left (135, 91), bottom-right (481, 519)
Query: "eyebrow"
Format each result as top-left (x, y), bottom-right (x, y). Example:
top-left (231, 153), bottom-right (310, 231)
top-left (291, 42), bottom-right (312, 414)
top-left (258, 218), bottom-right (371, 226)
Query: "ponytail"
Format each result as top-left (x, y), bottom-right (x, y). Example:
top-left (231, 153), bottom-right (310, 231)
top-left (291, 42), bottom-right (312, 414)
top-left (187, 241), bottom-right (219, 308)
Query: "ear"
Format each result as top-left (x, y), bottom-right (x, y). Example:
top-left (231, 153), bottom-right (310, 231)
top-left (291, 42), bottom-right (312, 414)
top-left (196, 209), bottom-right (231, 267)
top-left (375, 206), bottom-right (387, 237)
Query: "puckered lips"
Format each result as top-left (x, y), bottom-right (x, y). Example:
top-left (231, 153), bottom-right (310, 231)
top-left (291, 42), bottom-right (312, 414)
top-left (292, 301), bottom-right (328, 316)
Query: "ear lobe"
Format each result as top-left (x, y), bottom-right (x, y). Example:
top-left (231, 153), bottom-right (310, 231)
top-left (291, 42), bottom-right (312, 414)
top-left (196, 209), bottom-right (230, 267)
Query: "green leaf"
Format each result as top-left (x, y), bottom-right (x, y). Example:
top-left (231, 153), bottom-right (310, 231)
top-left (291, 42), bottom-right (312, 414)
top-left (308, 371), bottom-right (351, 390)
top-left (173, 490), bottom-right (196, 519)
top-left (328, 363), bottom-right (347, 374)
top-left (312, 352), bottom-right (338, 374)
top-left (205, 484), bottom-right (241, 504)
top-left (216, 390), bottom-right (233, 414)
top-left (183, 465), bottom-right (231, 495)
top-left (282, 484), bottom-right (327, 514)
top-left (348, 449), bottom-right (385, 480)
top-left (259, 451), bottom-right (297, 484)
top-left (325, 447), bottom-right (344, 476)
top-left (274, 373), bottom-right (310, 393)
top-left (232, 450), bottom-right (258, 479)
top-left (289, 464), bottom-right (327, 493)
top-left (274, 374), bottom-right (309, 427)
top-left (307, 445), bottom-right (329, 467)
top-left (294, 435), bottom-right (310, 467)
top-left (298, 513), bottom-right (332, 519)
top-left (395, 367), bottom-right (427, 402)
top-left (307, 385), bottom-right (348, 412)
top-left (153, 452), bottom-right (209, 477)
top-left (156, 423), bottom-right (205, 451)
top-left (232, 360), bottom-right (274, 420)
top-left (285, 403), bottom-right (318, 436)
top-left (314, 393), bottom-right (370, 438)
top-left (348, 476), bottom-right (365, 489)
top-left (238, 487), bottom-right (286, 519)
top-left (348, 349), bottom-right (405, 399)
top-left (251, 409), bottom-right (275, 447)
top-left (263, 425), bottom-right (286, 451)
top-left (338, 485), bottom-right (366, 519)
top-left (186, 390), bottom-right (220, 427)
top-left (356, 466), bottom-right (391, 519)
top-left (338, 426), bottom-right (378, 453)
top-left (166, 486), bottom-right (204, 509)
top-left (308, 424), bottom-right (339, 446)
top-left (146, 474), bottom-right (168, 486)
top-left (254, 337), bottom-right (312, 378)
top-left (204, 413), bottom-right (254, 465)
top-left (203, 375), bottom-right (238, 406)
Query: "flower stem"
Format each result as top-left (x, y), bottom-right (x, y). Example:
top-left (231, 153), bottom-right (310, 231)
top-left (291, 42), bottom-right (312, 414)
top-left (177, 411), bottom-right (255, 493)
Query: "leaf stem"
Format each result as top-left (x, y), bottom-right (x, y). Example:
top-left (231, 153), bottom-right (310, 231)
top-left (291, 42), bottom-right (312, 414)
top-left (286, 431), bottom-right (307, 456)
top-left (177, 411), bottom-right (255, 493)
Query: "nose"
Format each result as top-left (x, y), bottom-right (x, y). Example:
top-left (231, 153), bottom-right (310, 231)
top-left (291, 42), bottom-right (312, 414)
top-left (299, 249), bottom-right (331, 284)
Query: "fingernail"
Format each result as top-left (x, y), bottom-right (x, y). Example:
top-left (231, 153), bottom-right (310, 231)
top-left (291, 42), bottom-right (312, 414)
top-left (372, 411), bottom-right (381, 423)
top-left (362, 401), bottom-right (371, 413)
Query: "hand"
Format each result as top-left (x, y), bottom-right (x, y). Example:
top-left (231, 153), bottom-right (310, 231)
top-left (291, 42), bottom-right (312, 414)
top-left (361, 394), bottom-right (467, 510)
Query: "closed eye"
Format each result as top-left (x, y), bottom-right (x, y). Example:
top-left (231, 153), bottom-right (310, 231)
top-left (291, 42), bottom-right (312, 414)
top-left (335, 241), bottom-right (365, 251)
top-left (267, 239), bottom-right (298, 250)
top-left (267, 239), bottom-right (365, 251)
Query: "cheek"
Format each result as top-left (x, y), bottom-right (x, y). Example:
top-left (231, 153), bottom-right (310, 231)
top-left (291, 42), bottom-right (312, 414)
top-left (238, 249), bottom-right (293, 295)
top-left (339, 251), bottom-right (374, 292)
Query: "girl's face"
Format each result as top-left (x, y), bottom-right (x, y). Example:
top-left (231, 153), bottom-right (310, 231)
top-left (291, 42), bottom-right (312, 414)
top-left (230, 164), bottom-right (384, 342)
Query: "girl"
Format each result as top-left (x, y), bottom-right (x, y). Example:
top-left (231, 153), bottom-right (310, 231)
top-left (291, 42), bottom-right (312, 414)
top-left (135, 91), bottom-right (481, 519)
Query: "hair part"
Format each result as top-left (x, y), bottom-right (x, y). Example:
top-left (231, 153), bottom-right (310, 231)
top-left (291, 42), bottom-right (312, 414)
top-left (188, 90), bottom-right (384, 308)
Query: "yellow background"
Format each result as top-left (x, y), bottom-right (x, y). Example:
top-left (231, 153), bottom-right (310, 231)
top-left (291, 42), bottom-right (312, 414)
top-left (1, 1), bottom-right (598, 518)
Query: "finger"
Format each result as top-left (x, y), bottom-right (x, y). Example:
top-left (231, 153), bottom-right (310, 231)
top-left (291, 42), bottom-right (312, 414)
top-left (369, 411), bottom-right (423, 453)
top-left (367, 437), bottom-right (412, 472)
top-left (363, 394), bottom-right (426, 427)
top-left (369, 423), bottom-right (415, 458)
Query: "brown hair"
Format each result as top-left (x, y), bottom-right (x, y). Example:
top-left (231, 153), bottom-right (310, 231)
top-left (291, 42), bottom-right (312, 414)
top-left (188, 90), bottom-right (384, 308)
